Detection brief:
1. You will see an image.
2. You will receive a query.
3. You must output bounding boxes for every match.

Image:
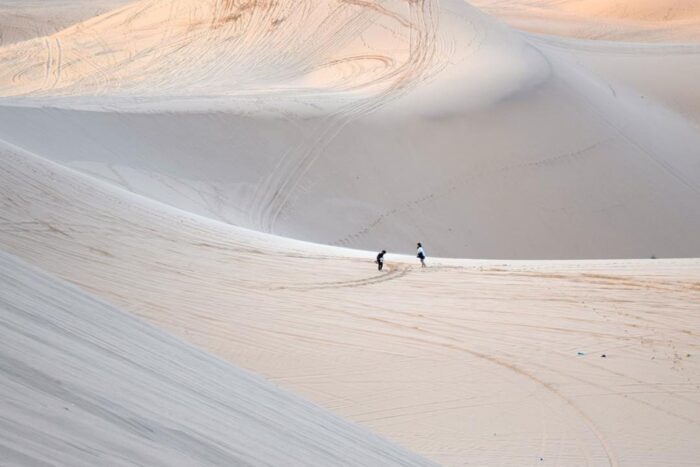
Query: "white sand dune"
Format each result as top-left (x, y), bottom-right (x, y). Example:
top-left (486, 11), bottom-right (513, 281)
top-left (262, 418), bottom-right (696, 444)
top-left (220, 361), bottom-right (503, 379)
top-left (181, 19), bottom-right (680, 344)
top-left (1, 138), bottom-right (699, 465)
top-left (553, 0), bottom-right (700, 21)
top-left (0, 250), bottom-right (433, 466)
top-left (0, 0), bottom-right (698, 258)
top-left (0, 0), bottom-right (128, 46)
top-left (1, 1), bottom-right (699, 465)
top-left (470, 0), bottom-right (700, 42)
top-left (526, 35), bottom-right (700, 126)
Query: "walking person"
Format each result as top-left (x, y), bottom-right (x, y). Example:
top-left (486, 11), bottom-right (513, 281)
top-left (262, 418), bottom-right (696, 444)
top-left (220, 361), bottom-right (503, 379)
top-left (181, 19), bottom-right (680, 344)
top-left (416, 243), bottom-right (426, 267)
top-left (376, 250), bottom-right (386, 271)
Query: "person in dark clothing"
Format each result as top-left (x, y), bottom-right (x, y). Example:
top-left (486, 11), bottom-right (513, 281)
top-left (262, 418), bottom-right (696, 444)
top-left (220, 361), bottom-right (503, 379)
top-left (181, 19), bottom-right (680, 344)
top-left (376, 250), bottom-right (386, 271)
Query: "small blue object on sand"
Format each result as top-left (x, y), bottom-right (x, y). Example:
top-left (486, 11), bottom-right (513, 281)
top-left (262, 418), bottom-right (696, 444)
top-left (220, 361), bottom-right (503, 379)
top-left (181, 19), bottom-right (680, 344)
top-left (577, 351), bottom-right (585, 356)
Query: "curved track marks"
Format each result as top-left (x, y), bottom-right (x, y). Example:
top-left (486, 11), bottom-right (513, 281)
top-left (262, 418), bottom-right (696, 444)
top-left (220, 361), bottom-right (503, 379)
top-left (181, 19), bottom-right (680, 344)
top-left (250, 0), bottom-right (442, 234)
top-left (1, 141), bottom-right (699, 464)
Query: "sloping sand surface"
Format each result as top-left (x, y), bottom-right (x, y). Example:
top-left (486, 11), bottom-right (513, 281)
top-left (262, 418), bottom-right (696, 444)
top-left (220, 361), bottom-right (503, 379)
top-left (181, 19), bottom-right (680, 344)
top-left (1, 138), bottom-right (698, 465)
top-left (470, 0), bottom-right (700, 42)
top-left (555, 0), bottom-right (700, 21)
top-left (0, 1), bottom-right (129, 46)
top-left (0, 250), bottom-right (432, 466)
top-left (527, 35), bottom-right (700, 126)
top-left (0, 0), bottom-right (699, 258)
top-left (1, 1), bottom-right (699, 465)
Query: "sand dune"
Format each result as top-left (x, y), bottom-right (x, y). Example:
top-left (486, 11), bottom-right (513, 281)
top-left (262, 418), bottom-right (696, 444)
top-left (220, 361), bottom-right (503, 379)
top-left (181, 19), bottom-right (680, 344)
top-left (528, 35), bottom-right (700, 127)
top-left (470, 0), bottom-right (700, 42)
top-left (0, 0), bottom-right (699, 258)
top-left (0, 251), bottom-right (432, 466)
top-left (0, 0), bottom-right (454, 97)
top-left (555, 0), bottom-right (700, 21)
top-left (0, 0), bottom-right (128, 46)
top-left (1, 1), bottom-right (699, 465)
top-left (1, 137), bottom-right (699, 465)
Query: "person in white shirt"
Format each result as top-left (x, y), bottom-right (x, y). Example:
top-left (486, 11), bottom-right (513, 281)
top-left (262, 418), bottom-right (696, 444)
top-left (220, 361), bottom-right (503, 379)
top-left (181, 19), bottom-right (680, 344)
top-left (416, 243), bottom-right (426, 267)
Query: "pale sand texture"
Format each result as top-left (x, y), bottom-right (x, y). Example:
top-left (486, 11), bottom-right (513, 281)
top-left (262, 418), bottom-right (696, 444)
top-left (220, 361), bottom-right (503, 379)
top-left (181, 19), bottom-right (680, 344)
top-left (1, 139), bottom-right (698, 465)
top-left (0, 1), bottom-right (129, 45)
top-left (527, 35), bottom-right (700, 126)
top-left (0, 0), bottom-right (698, 259)
top-left (0, 1), bottom-right (699, 465)
top-left (470, 0), bottom-right (700, 42)
top-left (0, 251), bottom-right (433, 466)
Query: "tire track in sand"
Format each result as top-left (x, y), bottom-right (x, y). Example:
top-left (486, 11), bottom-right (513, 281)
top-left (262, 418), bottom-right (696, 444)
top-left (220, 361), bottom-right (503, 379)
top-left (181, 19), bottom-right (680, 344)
top-left (249, 0), bottom-right (441, 235)
top-left (330, 306), bottom-right (620, 467)
top-left (42, 37), bottom-right (63, 90)
top-left (270, 264), bottom-right (411, 291)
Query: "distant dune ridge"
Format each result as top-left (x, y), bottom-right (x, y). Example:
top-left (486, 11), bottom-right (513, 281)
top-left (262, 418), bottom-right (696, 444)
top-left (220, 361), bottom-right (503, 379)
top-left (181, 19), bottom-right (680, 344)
top-left (0, 0), bottom-right (452, 96)
top-left (557, 0), bottom-right (700, 21)
top-left (0, 0), bottom-right (698, 258)
top-left (471, 0), bottom-right (700, 41)
top-left (0, 0), bottom-right (129, 46)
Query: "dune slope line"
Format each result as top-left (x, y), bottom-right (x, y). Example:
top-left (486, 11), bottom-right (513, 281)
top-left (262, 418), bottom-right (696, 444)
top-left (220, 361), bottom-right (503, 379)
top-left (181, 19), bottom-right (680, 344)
top-left (470, 0), bottom-right (700, 42)
top-left (0, 250), bottom-right (433, 467)
top-left (0, 0), bottom-right (129, 46)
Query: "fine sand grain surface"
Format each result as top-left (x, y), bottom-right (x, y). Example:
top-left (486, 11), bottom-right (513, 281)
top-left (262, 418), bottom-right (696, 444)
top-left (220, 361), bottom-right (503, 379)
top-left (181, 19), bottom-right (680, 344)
top-left (1, 139), bottom-right (699, 465)
top-left (0, 0), bottom-right (129, 46)
top-left (0, 251), bottom-right (433, 466)
top-left (0, 0), bottom-right (698, 258)
top-left (1, 1), bottom-right (699, 466)
top-left (470, 0), bottom-right (700, 42)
